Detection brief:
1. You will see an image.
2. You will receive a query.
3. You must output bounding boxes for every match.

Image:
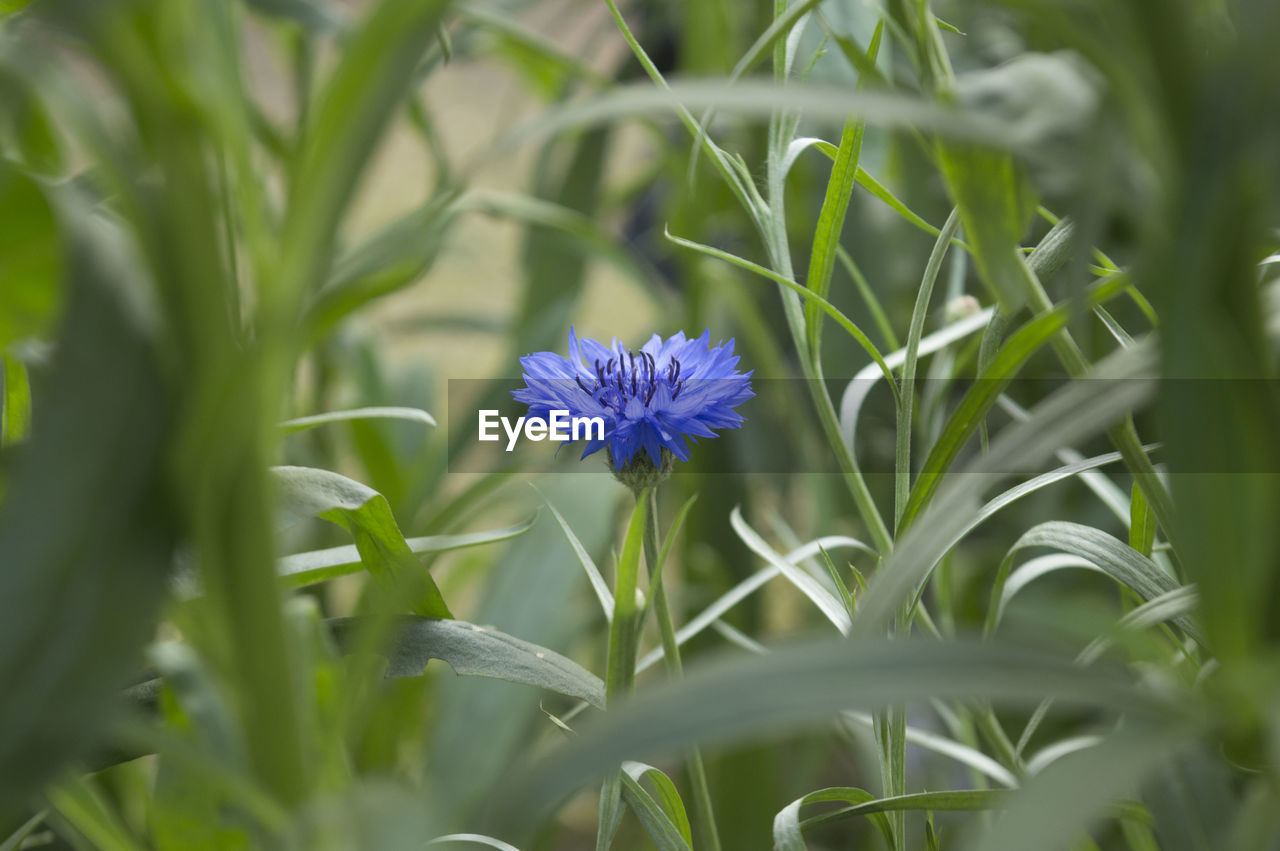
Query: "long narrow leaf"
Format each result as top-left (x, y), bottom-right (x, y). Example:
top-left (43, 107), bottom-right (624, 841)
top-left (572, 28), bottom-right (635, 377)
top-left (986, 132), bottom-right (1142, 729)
top-left (277, 514), bottom-right (537, 588)
top-left (279, 406), bottom-right (436, 434)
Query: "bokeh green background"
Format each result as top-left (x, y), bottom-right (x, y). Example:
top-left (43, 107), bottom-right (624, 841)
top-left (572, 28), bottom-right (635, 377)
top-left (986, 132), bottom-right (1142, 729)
top-left (2, 0), bottom-right (1279, 849)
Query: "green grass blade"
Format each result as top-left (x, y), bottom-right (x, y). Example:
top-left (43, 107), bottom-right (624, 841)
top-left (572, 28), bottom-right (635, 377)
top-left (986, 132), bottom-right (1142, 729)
top-left (988, 522), bottom-right (1200, 644)
top-left (804, 23), bottom-right (883, 359)
top-left (897, 209), bottom-right (962, 528)
top-left (484, 79), bottom-right (1014, 171)
top-left (635, 535), bottom-right (877, 674)
top-left (47, 776), bottom-right (144, 851)
top-left (842, 711), bottom-right (1018, 787)
top-left (0, 353), bottom-right (30, 447)
top-left (278, 514), bottom-right (537, 588)
top-left (271, 466), bottom-right (452, 617)
top-left (840, 307), bottom-right (993, 451)
top-left (937, 143), bottom-right (1036, 312)
top-left (900, 273), bottom-right (1132, 528)
top-left (854, 343), bottom-right (1158, 633)
top-left (495, 637), bottom-right (1183, 831)
top-left (275, 0), bottom-right (453, 312)
top-left (330, 616), bottom-right (605, 708)
top-left (0, 810), bottom-right (46, 851)
top-left (622, 762), bottom-right (694, 851)
top-left (279, 406), bottom-right (436, 434)
top-left (428, 835), bottom-right (521, 851)
top-left (835, 247), bottom-right (900, 350)
top-left (666, 229), bottom-right (899, 403)
top-left (731, 507), bottom-right (852, 634)
top-left (639, 492), bottom-right (698, 626)
top-left (1130, 482), bottom-right (1157, 558)
top-left (800, 789), bottom-right (1010, 832)
top-left (544, 495), bottom-right (614, 622)
top-left (306, 192), bottom-right (458, 338)
top-left (775, 787), bottom-right (892, 850)
top-left (966, 726), bottom-right (1186, 851)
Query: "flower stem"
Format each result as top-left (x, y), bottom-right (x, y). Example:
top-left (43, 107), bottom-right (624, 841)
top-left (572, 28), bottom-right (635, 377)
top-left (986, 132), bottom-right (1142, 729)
top-left (644, 488), bottom-right (722, 851)
top-left (596, 492), bottom-right (648, 851)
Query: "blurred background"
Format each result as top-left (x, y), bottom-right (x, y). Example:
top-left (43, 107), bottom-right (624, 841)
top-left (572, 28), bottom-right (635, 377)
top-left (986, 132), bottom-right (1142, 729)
top-left (2, 0), bottom-right (1279, 848)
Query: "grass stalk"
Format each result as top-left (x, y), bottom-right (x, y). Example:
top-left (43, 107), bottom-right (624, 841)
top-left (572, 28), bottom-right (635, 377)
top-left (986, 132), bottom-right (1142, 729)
top-left (644, 488), bottom-right (722, 851)
top-left (596, 494), bottom-right (649, 850)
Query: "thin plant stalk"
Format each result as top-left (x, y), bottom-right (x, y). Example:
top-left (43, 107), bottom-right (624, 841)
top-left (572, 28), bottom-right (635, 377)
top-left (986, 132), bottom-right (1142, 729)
top-left (644, 488), bottom-right (722, 851)
top-left (596, 495), bottom-right (648, 850)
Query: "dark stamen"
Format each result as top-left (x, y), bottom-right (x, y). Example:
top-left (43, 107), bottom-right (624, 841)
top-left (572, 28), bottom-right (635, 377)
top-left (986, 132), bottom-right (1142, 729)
top-left (673, 378), bottom-right (684, 399)
top-left (575, 376), bottom-right (591, 395)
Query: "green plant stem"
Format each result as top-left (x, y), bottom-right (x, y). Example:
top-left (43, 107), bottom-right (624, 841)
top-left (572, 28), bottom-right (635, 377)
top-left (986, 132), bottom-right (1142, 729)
top-left (597, 494), bottom-right (648, 850)
top-left (644, 488), bottom-right (722, 851)
top-left (1012, 260), bottom-right (1178, 554)
top-left (759, 4), bottom-right (899, 843)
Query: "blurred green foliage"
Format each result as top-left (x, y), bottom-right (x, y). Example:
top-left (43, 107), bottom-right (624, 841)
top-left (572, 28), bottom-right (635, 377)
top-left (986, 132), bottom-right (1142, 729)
top-left (1, 0), bottom-right (1279, 849)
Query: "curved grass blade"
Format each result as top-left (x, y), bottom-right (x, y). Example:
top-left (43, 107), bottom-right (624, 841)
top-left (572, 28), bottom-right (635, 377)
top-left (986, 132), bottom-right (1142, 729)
top-left (842, 712), bottom-right (1018, 788)
top-left (731, 508), bottom-right (851, 634)
top-left (987, 522), bottom-right (1198, 643)
top-left (481, 79), bottom-right (1014, 171)
top-left (899, 273), bottom-right (1132, 528)
top-left (798, 789), bottom-right (1009, 834)
top-left (331, 616), bottom-right (604, 708)
top-left (775, 787), bottom-right (892, 851)
top-left (992, 554), bottom-right (1099, 629)
top-left (1023, 736), bottom-right (1105, 777)
top-left (963, 725), bottom-right (1186, 851)
top-left (1012, 587), bottom-right (1202, 759)
top-left (836, 247), bottom-right (899, 350)
top-left (0, 810), bottom-right (46, 851)
top-left (996, 395), bottom-right (1134, 525)
top-left (948, 449), bottom-right (1144, 578)
top-left (429, 835), bottom-right (521, 851)
top-left (840, 307), bottom-right (993, 452)
top-left (666, 229), bottom-right (899, 402)
top-left (622, 762), bottom-right (693, 851)
top-left (543, 495), bottom-right (614, 622)
top-left (271, 466), bottom-right (452, 617)
top-left (278, 514), bottom-right (538, 588)
top-left (635, 535), bottom-right (876, 674)
top-left (279, 406), bottom-right (436, 434)
top-left (854, 342), bottom-right (1158, 634)
top-left (493, 636), bottom-right (1182, 832)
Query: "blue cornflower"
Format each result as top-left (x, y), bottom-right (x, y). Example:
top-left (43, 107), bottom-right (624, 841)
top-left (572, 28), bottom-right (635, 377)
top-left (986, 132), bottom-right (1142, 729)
top-left (513, 327), bottom-right (753, 471)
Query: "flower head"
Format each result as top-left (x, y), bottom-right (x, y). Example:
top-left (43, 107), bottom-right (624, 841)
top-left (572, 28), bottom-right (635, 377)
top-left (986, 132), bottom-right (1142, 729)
top-left (512, 327), bottom-right (753, 471)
